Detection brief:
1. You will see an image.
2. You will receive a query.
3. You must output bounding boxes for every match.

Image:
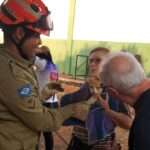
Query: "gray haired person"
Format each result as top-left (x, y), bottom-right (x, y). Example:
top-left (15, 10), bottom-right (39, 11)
top-left (101, 52), bottom-right (150, 150)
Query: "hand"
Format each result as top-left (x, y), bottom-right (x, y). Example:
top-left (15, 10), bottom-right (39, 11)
top-left (108, 87), bottom-right (133, 105)
top-left (86, 75), bottom-right (102, 94)
top-left (107, 87), bottom-right (119, 98)
top-left (41, 88), bottom-right (57, 100)
top-left (41, 81), bottom-right (64, 100)
top-left (46, 81), bottom-right (64, 92)
top-left (94, 93), bottom-right (110, 111)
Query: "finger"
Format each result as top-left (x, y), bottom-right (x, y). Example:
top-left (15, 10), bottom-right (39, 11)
top-left (106, 93), bottom-right (109, 101)
top-left (108, 87), bottom-right (118, 97)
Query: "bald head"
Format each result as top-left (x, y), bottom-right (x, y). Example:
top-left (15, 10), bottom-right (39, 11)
top-left (109, 56), bottom-right (132, 75)
top-left (101, 52), bottom-right (145, 94)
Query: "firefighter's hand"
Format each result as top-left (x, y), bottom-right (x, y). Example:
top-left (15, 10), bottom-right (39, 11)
top-left (41, 81), bottom-right (64, 100)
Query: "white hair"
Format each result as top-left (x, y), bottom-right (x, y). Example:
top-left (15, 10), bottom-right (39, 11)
top-left (101, 52), bottom-right (145, 94)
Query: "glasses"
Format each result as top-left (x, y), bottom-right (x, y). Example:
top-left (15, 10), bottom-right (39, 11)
top-left (89, 58), bottom-right (101, 64)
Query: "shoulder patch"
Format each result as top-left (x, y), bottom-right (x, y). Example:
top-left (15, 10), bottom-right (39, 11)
top-left (18, 84), bottom-right (32, 97)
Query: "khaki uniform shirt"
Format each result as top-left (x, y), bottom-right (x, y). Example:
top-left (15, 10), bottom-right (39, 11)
top-left (0, 45), bottom-right (74, 150)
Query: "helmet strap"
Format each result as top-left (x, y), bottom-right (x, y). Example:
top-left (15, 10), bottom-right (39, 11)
top-left (9, 33), bottom-right (29, 60)
top-left (9, 26), bottom-right (35, 60)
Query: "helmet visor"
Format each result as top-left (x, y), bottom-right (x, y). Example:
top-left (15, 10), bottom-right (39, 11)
top-left (27, 13), bottom-right (53, 36)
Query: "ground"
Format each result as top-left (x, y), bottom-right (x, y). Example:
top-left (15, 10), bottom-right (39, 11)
top-left (53, 126), bottom-right (129, 150)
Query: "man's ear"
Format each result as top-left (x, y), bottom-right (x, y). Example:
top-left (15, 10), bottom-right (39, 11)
top-left (14, 27), bottom-right (25, 41)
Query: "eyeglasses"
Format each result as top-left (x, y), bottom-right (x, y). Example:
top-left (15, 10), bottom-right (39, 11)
top-left (89, 58), bottom-right (101, 64)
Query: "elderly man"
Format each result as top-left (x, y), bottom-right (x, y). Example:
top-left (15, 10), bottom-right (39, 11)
top-left (101, 52), bottom-right (150, 150)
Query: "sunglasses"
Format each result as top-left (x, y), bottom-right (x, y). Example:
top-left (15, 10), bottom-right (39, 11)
top-left (89, 58), bottom-right (101, 64)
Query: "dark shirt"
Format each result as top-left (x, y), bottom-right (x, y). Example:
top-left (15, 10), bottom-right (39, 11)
top-left (129, 89), bottom-right (150, 150)
top-left (60, 83), bottom-right (91, 106)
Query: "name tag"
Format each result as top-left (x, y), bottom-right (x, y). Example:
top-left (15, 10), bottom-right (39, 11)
top-left (18, 84), bottom-right (32, 97)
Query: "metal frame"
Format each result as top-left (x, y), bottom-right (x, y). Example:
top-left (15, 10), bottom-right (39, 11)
top-left (74, 54), bottom-right (88, 79)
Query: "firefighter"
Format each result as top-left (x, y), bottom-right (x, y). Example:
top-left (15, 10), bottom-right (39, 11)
top-left (0, 0), bottom-right (91, 149)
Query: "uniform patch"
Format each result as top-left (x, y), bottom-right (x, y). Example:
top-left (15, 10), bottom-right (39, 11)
top-left (18, 84), bottom-right (32, 97)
